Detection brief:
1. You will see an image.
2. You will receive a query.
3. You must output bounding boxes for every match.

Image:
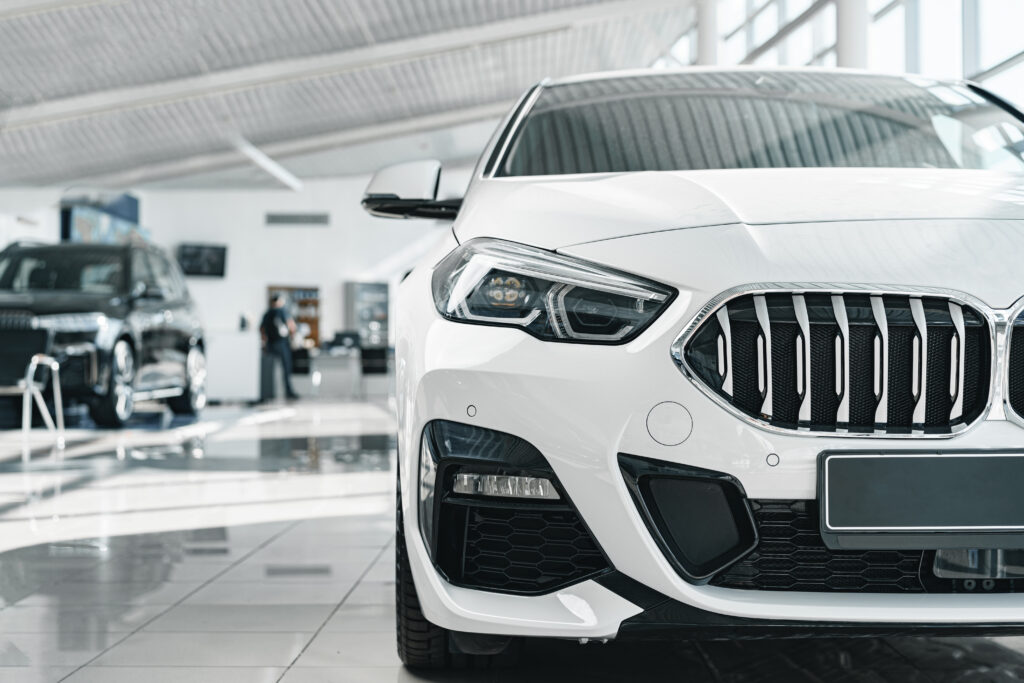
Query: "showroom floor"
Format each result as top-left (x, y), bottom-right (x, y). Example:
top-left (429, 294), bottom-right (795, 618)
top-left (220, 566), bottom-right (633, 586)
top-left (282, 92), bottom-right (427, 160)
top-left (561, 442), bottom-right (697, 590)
top-left (2, 401), bottom-right (1024, 681)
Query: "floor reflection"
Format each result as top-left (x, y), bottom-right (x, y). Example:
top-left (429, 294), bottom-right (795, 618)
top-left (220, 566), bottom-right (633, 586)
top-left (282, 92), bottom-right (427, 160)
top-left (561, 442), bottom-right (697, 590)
top-left (1, 514), bottom-right (1024, 681)
top-left (0, 403), bottom-right (1020, 680)
top-left (472, 635), bottom-right (1024, 682)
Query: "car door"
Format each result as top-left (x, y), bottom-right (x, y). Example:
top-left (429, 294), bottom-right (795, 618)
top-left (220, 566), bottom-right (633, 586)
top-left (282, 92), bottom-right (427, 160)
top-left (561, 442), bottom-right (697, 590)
top-left (146, 249), bottom-right (192, 390)
top-left (128, 248), bottom-right (166, 391)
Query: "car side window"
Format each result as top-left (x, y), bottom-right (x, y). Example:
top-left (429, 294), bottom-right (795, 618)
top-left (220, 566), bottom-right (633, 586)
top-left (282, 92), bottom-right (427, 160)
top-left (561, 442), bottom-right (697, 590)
top-left (147, 251), bottom-right (185, 302)
top-left (168, 258), bottom-right (190, 301)
top-left (131, 250), bottom-right (157, 295)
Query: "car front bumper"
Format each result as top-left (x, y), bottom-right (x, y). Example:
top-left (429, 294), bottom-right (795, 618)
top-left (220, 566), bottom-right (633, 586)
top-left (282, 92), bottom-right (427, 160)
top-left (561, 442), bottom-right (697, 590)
top-left (396, 264), bottom-right (1024, 640)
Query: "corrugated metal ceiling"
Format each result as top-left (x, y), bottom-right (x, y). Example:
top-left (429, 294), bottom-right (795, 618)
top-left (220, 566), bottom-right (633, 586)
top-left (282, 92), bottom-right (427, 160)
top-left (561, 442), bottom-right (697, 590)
top-left (0, 0), bottom-right (693, 186)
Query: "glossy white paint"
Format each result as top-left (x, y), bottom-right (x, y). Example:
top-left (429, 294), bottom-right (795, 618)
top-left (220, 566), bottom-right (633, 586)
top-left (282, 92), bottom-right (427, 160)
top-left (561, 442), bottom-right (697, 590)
top-left (364, 160), bottom-right (442, 202)
top-left (395, 78), bottom-right (1024, 638)
top-left (456, 168), bottom-right (1024, 251)
top-left (398, 258), bottom-right (1024, 630)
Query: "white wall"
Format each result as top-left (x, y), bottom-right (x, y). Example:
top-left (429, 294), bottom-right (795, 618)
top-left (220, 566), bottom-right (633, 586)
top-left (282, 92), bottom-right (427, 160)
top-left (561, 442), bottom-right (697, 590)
top-left (137, 168), bottom-right (468, 339)
top-left (0, 189), bottom-right (63, 246)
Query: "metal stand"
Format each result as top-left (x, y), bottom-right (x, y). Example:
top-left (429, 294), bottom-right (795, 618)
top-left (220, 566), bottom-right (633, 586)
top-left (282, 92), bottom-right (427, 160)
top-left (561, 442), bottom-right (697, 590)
top-left (21, 354), bottom-right (65, 461)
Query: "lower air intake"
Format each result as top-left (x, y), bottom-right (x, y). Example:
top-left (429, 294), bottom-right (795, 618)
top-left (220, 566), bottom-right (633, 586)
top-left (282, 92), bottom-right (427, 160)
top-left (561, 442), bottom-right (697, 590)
top-left (713, 501), bottom-right (1024, 594)
top-left (711, 501), bottom-right (925, 593)
top-left (619, 454), bottom-right (757, 582)
top-left (457, 504), bottom-right (607, 593)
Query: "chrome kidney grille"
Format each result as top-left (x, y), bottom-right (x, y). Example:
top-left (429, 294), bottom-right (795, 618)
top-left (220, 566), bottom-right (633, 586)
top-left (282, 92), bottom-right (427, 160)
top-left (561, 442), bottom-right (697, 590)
top-left (677, 289), bottom-right (991, 436)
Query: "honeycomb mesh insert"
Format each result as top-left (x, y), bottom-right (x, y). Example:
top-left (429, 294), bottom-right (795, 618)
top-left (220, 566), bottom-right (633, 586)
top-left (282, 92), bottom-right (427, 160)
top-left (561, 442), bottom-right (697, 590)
top-left (460, 506), bottom-right (607, 593)
top-left (711, 501), bottom-right (925, 593)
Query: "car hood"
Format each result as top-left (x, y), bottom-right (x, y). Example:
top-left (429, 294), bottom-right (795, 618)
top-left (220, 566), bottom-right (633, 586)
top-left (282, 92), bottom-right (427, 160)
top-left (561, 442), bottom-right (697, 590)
top-left (562, 217), bottom-right (1024, 311)
top-left (455, 168), bottom-right (1024, 250)
top-left (0, 291), bottom-right (127, 316)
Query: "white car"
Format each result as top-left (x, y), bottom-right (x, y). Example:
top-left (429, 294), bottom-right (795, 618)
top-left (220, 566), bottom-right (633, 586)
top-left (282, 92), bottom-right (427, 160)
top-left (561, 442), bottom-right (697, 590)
top-left (363, 67), bottom-right (1024, 669)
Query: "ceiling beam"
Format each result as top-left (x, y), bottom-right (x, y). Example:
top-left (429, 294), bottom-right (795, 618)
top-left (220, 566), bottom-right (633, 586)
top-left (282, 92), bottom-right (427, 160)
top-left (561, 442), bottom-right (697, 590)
top-left (233, 137), bottom-right (303, 191)
top-left (0, 0), bottom-right (116, 20)
top-left (2, 0), bottom-right (689, 130)
top-left (71, 101), bottom-right (510, 189)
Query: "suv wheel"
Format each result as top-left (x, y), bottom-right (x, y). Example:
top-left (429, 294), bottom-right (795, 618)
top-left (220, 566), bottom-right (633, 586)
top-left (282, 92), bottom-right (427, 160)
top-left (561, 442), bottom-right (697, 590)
top-left (168, 346), bottom-right (207, 416)
top-left (90, 339), bottom-right (135, 428)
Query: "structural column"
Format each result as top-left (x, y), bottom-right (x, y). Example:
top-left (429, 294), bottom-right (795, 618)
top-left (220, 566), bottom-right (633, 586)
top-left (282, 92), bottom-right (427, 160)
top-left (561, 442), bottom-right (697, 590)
top-left (835, 0), bottom-right (869, 68)
top-left (696, 0), bottom-right (718, 65)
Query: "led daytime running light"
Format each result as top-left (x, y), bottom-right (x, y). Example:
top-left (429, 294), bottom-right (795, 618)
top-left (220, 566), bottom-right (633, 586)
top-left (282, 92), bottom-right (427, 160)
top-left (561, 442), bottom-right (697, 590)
top-left (453, 473), bottom-right (561, 500)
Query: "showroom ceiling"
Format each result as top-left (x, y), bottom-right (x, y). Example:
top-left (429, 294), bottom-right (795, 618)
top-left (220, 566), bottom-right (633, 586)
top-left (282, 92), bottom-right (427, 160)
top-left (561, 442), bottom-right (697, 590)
top-left (0, 0), bottom-right (693, 187)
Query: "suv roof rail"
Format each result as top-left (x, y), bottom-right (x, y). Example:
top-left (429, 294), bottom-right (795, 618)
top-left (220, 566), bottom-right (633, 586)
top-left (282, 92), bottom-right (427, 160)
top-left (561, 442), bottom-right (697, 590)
top-left (3, 239), bottom-right (51, 250)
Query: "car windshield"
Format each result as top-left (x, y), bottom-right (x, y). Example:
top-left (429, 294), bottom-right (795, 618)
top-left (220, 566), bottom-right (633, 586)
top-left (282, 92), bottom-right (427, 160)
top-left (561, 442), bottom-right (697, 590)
top-left (0, 248), bottom-right (126, 295)
top-left (498, 71), bottom-right (1024, 176)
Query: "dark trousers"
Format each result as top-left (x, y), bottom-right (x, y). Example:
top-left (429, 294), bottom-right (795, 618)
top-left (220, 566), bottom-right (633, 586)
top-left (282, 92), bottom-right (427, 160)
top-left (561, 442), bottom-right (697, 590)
top-left (266, 340), bottom-right (297, 398)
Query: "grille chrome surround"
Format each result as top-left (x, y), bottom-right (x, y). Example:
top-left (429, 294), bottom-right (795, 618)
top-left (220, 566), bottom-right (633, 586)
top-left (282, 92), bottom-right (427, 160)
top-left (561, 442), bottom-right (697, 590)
top-left (671, 284), bottom-right (1018, 439)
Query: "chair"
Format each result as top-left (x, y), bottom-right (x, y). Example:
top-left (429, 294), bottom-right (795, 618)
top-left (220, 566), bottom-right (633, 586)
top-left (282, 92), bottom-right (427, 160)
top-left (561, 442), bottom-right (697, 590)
top-left (0, 328), bottom-right (65, 456)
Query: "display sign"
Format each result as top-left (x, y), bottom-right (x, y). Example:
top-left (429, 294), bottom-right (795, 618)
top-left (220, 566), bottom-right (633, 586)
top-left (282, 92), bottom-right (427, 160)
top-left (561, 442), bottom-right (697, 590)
top-left (178, 244), bottom-right (228, 277)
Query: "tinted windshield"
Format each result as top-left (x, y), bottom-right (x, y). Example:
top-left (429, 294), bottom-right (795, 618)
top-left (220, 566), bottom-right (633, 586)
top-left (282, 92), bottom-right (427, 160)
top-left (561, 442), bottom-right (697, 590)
top-left (0, 248), bottom-right (126, 295)
top-left (498, 72), bottom-right (1024, 176)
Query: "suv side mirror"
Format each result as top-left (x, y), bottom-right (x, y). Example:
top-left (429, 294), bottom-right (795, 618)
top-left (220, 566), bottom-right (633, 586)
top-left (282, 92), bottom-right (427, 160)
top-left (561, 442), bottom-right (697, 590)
top-left (131, 281), bottom-right (167, 301)
top-left (361, 160), bottom-right (461, 220)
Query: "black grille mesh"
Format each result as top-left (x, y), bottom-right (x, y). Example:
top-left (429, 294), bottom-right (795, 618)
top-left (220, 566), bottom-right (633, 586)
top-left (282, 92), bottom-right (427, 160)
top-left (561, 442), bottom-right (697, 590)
top-left (711, 501), bottom-right (925, 593)
top-left (808, 302), bottom-right (839, 428)
top-left (684, 292), bottom-right (990, 434)
top-left (729, 322), bottom-right (763, 416)
top-left (712, 500), bottom-right (1024, 594)
top-left (446, 503), bottom-right (607, 594)
top-left (963, 324), bottom-right (989, 419)
top-left (886, 324), bottom-right (915, 429)
top-left (846, 325), bottom-right (878, 429)
top-left (1009, 314), bottom-right (1024, 418)
top-left (769, 320), bottom-right (801, 426)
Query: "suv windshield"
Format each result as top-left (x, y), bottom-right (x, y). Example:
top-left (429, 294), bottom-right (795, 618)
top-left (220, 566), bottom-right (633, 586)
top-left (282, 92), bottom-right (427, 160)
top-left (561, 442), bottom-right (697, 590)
top-left (0, 248), bottom-right (126, 295)
top-left (498, 71), bottom-right (1024, 176)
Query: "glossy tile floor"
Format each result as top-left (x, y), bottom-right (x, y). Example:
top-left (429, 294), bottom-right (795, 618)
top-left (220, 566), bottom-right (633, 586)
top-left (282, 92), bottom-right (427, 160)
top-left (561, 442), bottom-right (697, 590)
top-left (3, 401), bottom-right (1024, 681)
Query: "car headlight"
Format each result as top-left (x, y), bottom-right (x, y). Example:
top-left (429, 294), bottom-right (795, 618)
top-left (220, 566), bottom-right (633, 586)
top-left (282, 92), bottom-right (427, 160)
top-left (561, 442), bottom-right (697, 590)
top-left (431, 239), bottom-right (674, 343)
top-left (33, 312), bottom-right (109, 333)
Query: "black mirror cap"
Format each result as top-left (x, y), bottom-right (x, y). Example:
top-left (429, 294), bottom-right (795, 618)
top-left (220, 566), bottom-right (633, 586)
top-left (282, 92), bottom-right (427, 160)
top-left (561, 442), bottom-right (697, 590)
top-left (361, 196), bottom-right (461, 220)
top-left (130, 283), bottom-right (167, 301)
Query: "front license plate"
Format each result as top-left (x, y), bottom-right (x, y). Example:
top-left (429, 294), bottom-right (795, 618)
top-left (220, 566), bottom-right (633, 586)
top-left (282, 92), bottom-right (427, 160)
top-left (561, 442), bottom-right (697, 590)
top-left (819, 451), bottom-right (1024, 550)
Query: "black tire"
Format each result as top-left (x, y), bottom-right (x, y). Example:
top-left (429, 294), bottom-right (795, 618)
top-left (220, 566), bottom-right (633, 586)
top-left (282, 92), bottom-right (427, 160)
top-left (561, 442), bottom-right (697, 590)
top-left (90, 339), bottom-right (135, 428)
top-left (396, 475), bottom-right (452, 669)
top-left (395, 471), bottom-right (518, 670)
top-left (168, 346), bottom-right (207, 416)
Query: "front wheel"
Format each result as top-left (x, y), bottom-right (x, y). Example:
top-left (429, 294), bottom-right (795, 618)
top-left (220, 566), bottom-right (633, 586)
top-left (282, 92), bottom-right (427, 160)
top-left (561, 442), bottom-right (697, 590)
top-left (90, 339), bottom-right (135, 428)
top-left (395, 472), bottom-right (514, 670)
top-left (396, 475), bottom-right (450, 669)
top-left (168, 346), bottom-right (207, 416)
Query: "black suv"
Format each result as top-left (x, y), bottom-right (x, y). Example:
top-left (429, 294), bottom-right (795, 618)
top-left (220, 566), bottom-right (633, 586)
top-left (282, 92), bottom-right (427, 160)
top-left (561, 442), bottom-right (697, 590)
top-left (0, 241), bottom-right (206, 427)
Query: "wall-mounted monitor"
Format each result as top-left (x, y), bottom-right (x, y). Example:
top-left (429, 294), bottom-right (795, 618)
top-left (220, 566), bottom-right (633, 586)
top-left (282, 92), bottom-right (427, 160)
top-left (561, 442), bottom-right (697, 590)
top-left (177, 243), bottom-right (227, 277)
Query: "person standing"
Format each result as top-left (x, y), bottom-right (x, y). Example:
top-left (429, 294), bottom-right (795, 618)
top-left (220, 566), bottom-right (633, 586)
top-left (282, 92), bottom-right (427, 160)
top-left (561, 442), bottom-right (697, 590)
top-left (260, 294), bottom-right (299, 400)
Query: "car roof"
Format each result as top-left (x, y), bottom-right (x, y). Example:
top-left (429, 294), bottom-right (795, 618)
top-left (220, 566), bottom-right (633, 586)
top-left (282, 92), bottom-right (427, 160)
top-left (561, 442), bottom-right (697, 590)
top-left (6, 241), bottom-right (135, 253)
top-left (544, 65), bottom-right (963, 88)
top-left (3, 242), bottom-right (133, 259)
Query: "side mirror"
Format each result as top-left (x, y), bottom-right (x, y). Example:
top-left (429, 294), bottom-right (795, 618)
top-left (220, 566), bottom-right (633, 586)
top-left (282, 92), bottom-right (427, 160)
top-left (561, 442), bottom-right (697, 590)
top-left (131, 282), bottom-right (166, 301)
top-left (361, 160), bottom-right (461, 220)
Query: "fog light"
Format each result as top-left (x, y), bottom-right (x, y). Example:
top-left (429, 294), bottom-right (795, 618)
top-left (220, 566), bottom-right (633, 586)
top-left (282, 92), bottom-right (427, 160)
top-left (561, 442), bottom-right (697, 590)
top-left (453, 473), bottom-right (560, 500)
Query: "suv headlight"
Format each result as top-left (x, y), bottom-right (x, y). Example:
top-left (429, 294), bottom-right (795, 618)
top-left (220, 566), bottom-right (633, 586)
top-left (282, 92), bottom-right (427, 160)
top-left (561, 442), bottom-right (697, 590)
top-left (431, 239), bottom-right (674, 343)
top-left (33, 312), bottom-right (108, 333)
